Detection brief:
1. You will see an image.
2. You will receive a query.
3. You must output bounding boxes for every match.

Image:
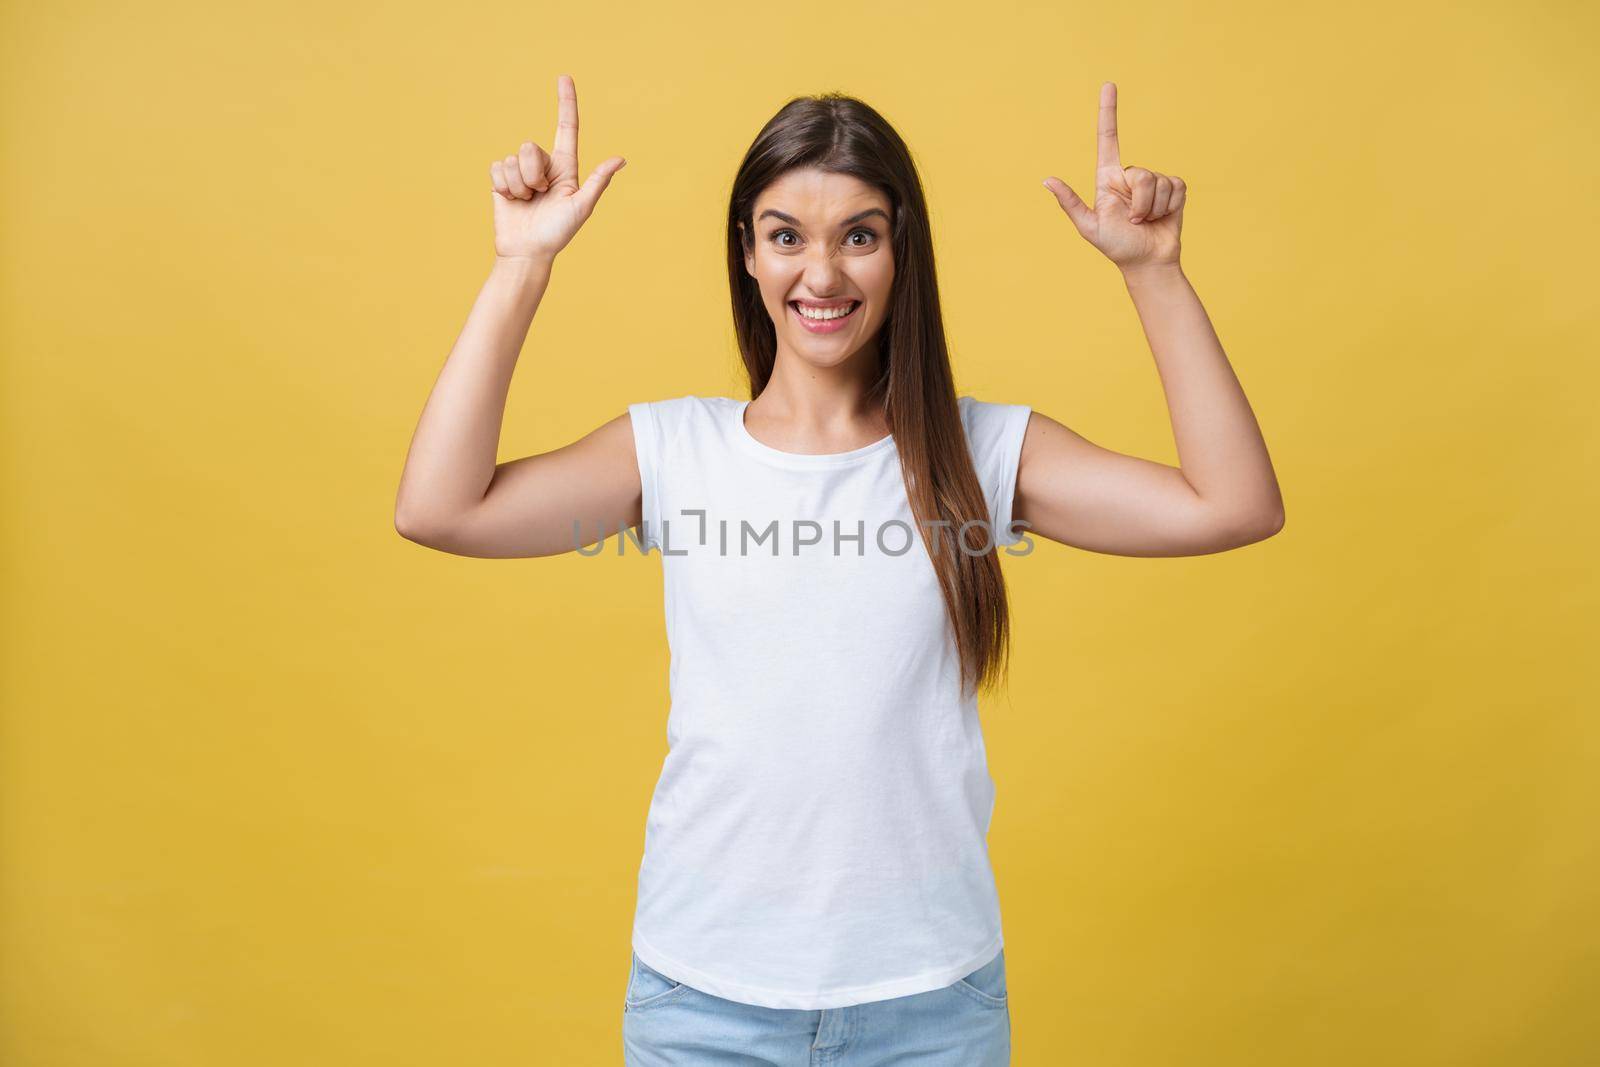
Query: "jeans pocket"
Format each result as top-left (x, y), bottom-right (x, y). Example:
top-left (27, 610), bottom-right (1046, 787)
top-left (951, 947), bottom-right (1008, 1008)
top-left (624, 951), bottom-right (690, 1012)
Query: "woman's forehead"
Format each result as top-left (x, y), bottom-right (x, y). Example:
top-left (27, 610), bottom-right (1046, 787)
top-left (756, 169), bottom-right (890, 219)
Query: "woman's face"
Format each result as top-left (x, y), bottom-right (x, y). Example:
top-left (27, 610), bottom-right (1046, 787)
top-left (740, 168), bottom-right (894, 372)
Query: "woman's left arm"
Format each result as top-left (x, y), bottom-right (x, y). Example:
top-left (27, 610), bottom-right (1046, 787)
top-left (1017, 82), bottom-right (1284, 558)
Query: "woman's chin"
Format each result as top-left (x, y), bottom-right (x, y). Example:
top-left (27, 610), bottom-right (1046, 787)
top-left (787, 336), bottom-right (879, 369)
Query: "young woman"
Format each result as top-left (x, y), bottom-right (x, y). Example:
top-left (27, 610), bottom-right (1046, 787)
top-left (396, 75), bottom-right (1283, 1066)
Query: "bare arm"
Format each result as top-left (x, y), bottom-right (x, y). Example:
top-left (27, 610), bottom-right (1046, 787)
top-left (393, 257), bottom-right (642, 557)
top-left (1025, 81), bottom-right (1283, 557)
top-left (1015, 264), bottom-right (1284, 556)
top-left (393, 74), bottom-right (636, 559)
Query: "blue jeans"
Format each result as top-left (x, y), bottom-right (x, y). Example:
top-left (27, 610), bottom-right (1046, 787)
top-left (622, 948), bottom-right (1011, 1065)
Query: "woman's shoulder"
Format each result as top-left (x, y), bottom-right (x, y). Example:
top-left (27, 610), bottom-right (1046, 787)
top-left (629, 394), bottom-right (740, 424)
top-left (956, 393), bottom-right (1033, 433)
top-left (627, 394), bottom-right (741, 454)
top-left (633, 393), bottom-right (740, 408)
top-left (956, 393), bottom-right (1034, 465)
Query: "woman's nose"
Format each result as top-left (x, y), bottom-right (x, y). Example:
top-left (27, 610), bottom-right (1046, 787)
top-left (801, 249), bottom-right (844, 289)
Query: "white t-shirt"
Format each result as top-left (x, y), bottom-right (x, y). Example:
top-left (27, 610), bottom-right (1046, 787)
top-left (624, 393), bottom-right (1033, 1010)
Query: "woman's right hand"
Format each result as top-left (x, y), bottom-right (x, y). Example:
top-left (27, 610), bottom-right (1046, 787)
top-left (489, 74), bottom-right (627, 263)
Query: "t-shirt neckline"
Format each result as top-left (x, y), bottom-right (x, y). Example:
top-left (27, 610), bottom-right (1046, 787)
top-left (732, 398), bottom-right (897, 469)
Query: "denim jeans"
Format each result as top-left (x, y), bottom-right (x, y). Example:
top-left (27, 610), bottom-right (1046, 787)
top-left (622, 948), bottom-right (1011, 1065)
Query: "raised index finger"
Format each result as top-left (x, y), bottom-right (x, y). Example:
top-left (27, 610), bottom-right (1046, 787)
top-left (1096, 81), bottom-right (1121, 172)
top-left (552, 74), bottom-right (579, 179)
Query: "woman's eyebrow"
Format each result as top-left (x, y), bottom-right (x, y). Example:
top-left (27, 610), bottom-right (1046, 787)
top-left (756, 207), bottom-right (889, 229)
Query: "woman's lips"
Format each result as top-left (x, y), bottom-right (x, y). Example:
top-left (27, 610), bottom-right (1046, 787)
top-left (790, 300), bottom-right (861, 334)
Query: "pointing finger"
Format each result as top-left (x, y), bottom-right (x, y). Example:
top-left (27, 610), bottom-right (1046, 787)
top-left (551, 73), bottom-right (580, 186)
top-left (1097, 81), bottom-right (1121, 173)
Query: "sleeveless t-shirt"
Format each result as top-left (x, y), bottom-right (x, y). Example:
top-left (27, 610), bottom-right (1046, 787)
top-left (624, 393), bottom-right (1033, 1010)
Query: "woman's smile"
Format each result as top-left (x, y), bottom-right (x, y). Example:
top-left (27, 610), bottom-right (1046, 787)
top-left (789, 299), bottom-right (862, 334)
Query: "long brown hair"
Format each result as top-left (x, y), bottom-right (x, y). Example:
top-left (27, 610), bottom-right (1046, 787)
top-left (726, 91), bottom-right (1015, 699)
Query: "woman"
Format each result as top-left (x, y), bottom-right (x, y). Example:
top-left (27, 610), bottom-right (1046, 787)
top-left (395, 74), bottom-right (1284, 1066)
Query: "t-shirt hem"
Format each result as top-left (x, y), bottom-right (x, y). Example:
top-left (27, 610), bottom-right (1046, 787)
top-left (630, 928), bottom-right (1006, 1011)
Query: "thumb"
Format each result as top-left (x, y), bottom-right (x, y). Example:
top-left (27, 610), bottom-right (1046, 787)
top-left (574, 156), bottom-right (627, 218)
top-left (1043, 177), bottom-right (1095, 239)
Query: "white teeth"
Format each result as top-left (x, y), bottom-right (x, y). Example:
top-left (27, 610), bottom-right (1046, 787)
top-left (795, 302), bottom-right (856, 320)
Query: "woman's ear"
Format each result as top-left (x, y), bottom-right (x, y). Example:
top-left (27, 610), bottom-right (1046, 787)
top-left (737, 221), bottom-right (755, 278)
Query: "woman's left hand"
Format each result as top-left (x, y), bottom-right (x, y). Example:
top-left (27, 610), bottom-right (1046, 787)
top-left (1043, 82), bottom-right (1184, 273)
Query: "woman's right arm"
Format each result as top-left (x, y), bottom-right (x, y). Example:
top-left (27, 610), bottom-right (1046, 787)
top-left (393, 255), bottom-right (641, 558)
top-left (393, 75), bottom-right (635, 559)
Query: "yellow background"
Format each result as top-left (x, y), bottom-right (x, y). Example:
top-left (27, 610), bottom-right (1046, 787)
top-left (3, 0), bottom-right (1596, 1063)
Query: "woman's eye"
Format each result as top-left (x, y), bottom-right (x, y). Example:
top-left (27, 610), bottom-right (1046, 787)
top-left (769, 228), bottom-right (878, 249)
